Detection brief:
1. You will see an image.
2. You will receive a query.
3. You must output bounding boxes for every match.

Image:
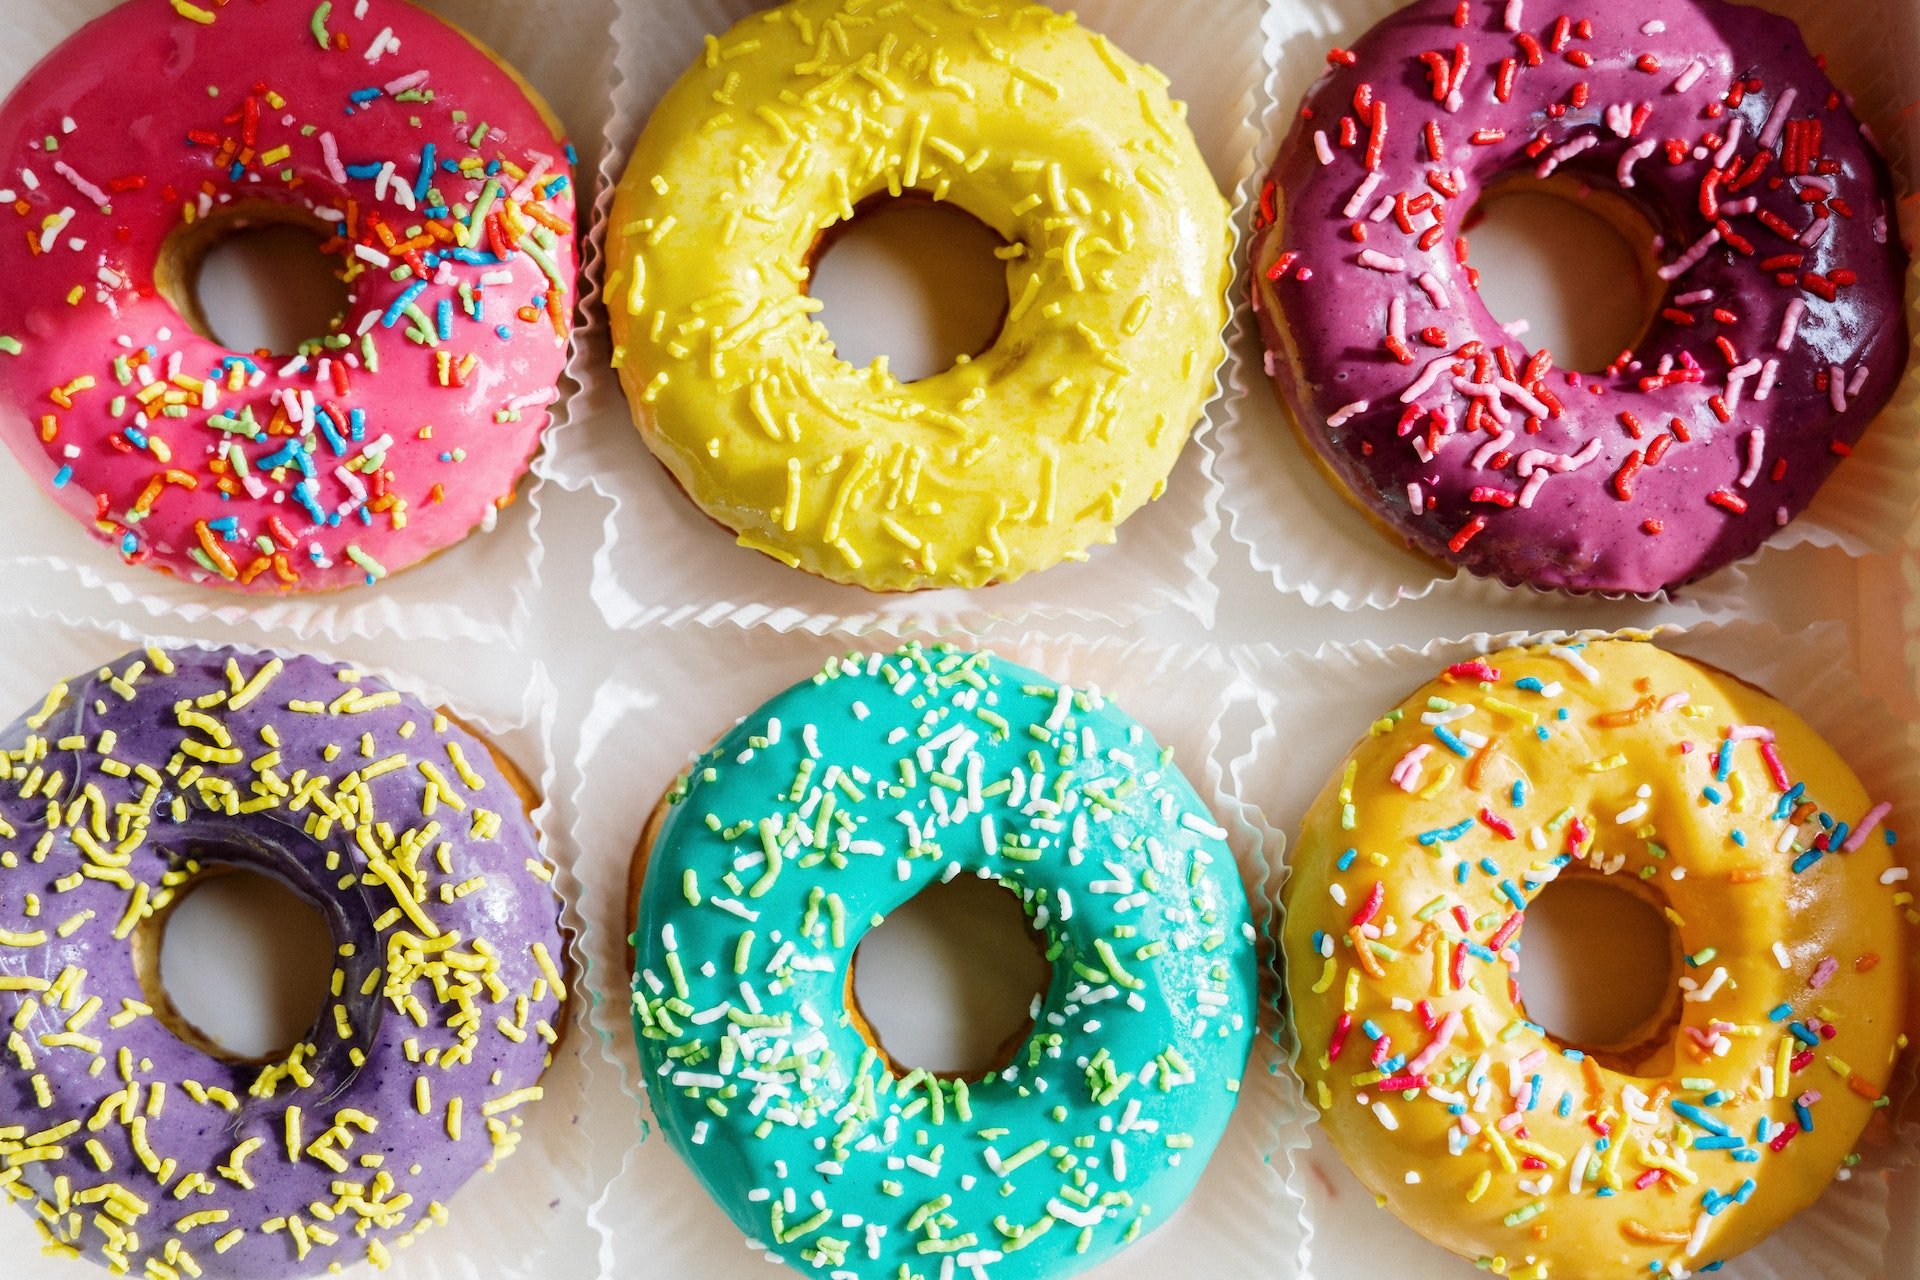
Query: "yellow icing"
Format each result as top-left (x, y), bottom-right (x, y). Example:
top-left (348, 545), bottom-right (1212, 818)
top-left (1284, 639), bottom-right (1907, 1278)
top-left (605, 0), bottom-right (1231, 591)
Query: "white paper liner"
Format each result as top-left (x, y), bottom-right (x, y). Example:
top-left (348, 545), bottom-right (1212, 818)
top-left (1216, 0), bottom-right (1920, 612)
top-left (0, 0), bottom-right (618, 648)
top-left (546, 0), bottom-right (1274, 638)
top-left (559, 624), bottom-right (1306, 1278)
top-left (1228, 617), bottom-right (1920, 1280)
top-left (0, 604), bottom-right (599, 1280)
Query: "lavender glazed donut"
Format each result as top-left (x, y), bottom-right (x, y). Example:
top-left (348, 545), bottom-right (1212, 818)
top-left (0, 644), bottom-right (568, 1277)
top-left (0, 0), bottom-right (578, 592)
top-left (1249, 0), bottom-right (1909, 595)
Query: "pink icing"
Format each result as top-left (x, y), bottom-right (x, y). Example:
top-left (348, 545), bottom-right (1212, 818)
top-left (0, 0), bottom-right (577, 592)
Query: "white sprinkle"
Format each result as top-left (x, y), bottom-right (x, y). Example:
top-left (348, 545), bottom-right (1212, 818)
top-left (1314, 130), bottom-right (1335, 166)
top-left (1503, 0), bottom-right (1524, 31)
top-left (1549, 645), bottom-right (1600, 681)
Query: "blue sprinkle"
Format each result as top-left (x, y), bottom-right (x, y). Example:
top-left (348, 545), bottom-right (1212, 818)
top-left (345, 162), bottom-right (384, 180)
top-left (52, 465), bottom-right (72, 488)
top-left (1477, 857), bottom-right (1499, 876)
top-left (315, 410), bottom-right (348, 457)
top-left (1336, 848), bottom-right (1358, 872)
top-left (1499, 879), bottom-right (1527, 911)
top-left (383, 280), bottom-right (428, 328)
top-left (1795, 1099), bottom-right (1814, 1132)
top-left (542, 175), bottom-right (570, 198)
top-left (350, 88), bottom-right (382, 104)
top-left (1766, 1003), bottom-right (1793, 1022)
top-left (1703, 785), bottom-right (1724, 804)
top-left (1516, 677), bottom-right (1545, 692)
top-left (1672, 1100), bottom-right (1731, 1136)
top-left (1788, 1022), bottom-right (1819, 1046)
top-left (437, 298), bottom-right (454, 341)
top-left (1791, 848), bottom-right (1824, 874)
top-left (120, 533), bottom-right (138, 554)
top-left (1730, 831), bottom-right (1746, 847)
top-left (1361, 1020), bottom-right (1383, 1041)
top-left (1464, 942), bottom-right (1497, 964)
top-left (1434, 725), bottom-right (1471, 758)
top-left (1693, 1135), bottom-right (1744, 1150)
top-left (349, 408), bottom-right (366, 441)
top-left (1418, 817), bottom-right (1475, 846)
top-left (414, 143), bottom-right (437, 201)
top-left (565, 143), bottom-right (578, 166)
top-left (1511, 779), bottom-right (1526, 808)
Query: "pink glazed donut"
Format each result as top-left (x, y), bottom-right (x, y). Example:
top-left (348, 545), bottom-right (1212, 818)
top-left (0, 0), bottom-right (577, 592)
top-left (1249, 0), bottom-right (1908, 595)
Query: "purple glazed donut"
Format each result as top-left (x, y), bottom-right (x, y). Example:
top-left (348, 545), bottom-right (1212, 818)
top-left (1249, 0), bottom-right (1909, 595)
top-left (0, 644), bottom-right (567, 1277)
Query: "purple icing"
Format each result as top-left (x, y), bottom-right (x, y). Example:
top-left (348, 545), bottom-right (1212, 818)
top-left (1250, 0), bottom-right (1908, 595)
top-left (0, 645), bottom-right (566, 1277)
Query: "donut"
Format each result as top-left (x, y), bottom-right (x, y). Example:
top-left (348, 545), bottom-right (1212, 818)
top-left (629, 643), bottom-right (1257, 1277)
top-left (0, 0), bottom-right (579, 593)
top-left (1282, 638), bottom-right (1909, 1277)
top-left (605, 0), bottom-right (1232, 592)
top-left (0, 643), bottom-right (570, 1277)
top-left (1248, 0), bottom-right (1909, 595)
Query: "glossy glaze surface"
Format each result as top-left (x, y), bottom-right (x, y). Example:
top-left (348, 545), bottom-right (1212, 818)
top-left (0, 0), bottom-right (577, 592)
top-left (1250, 0), bottom-right (1908, 595)
top-left (0, 644), bottom-right (568, 1277)
top-left (607, 0), bottom-right (1232, 592)
top-left (1284, 639), bottom-right (1908, 1278)
top-left (634, 643), bottom-right (1257, 1279)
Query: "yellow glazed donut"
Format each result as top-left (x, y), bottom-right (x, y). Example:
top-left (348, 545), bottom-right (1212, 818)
top-left (605, 0), bottom-right (1232, 592)
top-left (1282, 639), bottom-right (1909, 1279)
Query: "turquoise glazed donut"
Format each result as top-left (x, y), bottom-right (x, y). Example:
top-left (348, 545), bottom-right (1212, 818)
top-left (630, 643), bottom-right (1257, 1279)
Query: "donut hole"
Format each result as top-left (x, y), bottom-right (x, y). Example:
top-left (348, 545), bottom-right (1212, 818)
top-left (848, 874), bottom-right (1051, 1079)
top-left (1514, 874), bottom-right (1681, 1071)
top-left (139, 867), bottom-right (336, 1064)
top-left (159, 204), bottom-right (351, 357)
top-left (807, 197), bottom-right (1009, 383)
top-left (1462, 178), bottom-right (1661, 374)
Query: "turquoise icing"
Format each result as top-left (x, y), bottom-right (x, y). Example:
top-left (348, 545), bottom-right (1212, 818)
top-left (631, 643), bottom-right (1257, 1280)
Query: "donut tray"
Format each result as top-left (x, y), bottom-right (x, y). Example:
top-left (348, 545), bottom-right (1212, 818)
top-left (1, 0), bottom-right (1917, 1279)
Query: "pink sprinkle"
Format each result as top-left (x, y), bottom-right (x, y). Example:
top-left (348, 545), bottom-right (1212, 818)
top-left (1405, 1012), bottom-right (1461, 1076)
top-left (1672, 59), bottom-right (1706, 93)
top-left (1809, 957), bottom-right (1840, 990)
top-left (1328, 400), bottom-right (1370, 428)
top-left (1343, 171), bottom-right (1384, 219)
top-left (1829, 364), bottom-right (1849, 413)
top-left (1391, 744), bottom-right (1433, 792)
top-left (1658, 228), bottom-right (1722, 281)
top-left (1759, 86), bottom-right (1799, 151)
top-left (1357, 248), bottom-right (1406, 273)
top-left (1727, 724), bottom-right (1776, 744)
top-left (1617, 138), bottom-right (1658, 188)
top-left (1760, 742), bottom-right (1791, 791)
top-left (1842, 802), bottom-right (1892, 852)
top-left (1776, 300), bottom-right (1806, 352)
top-left (1536, 132), bottom-right (1597, 179)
